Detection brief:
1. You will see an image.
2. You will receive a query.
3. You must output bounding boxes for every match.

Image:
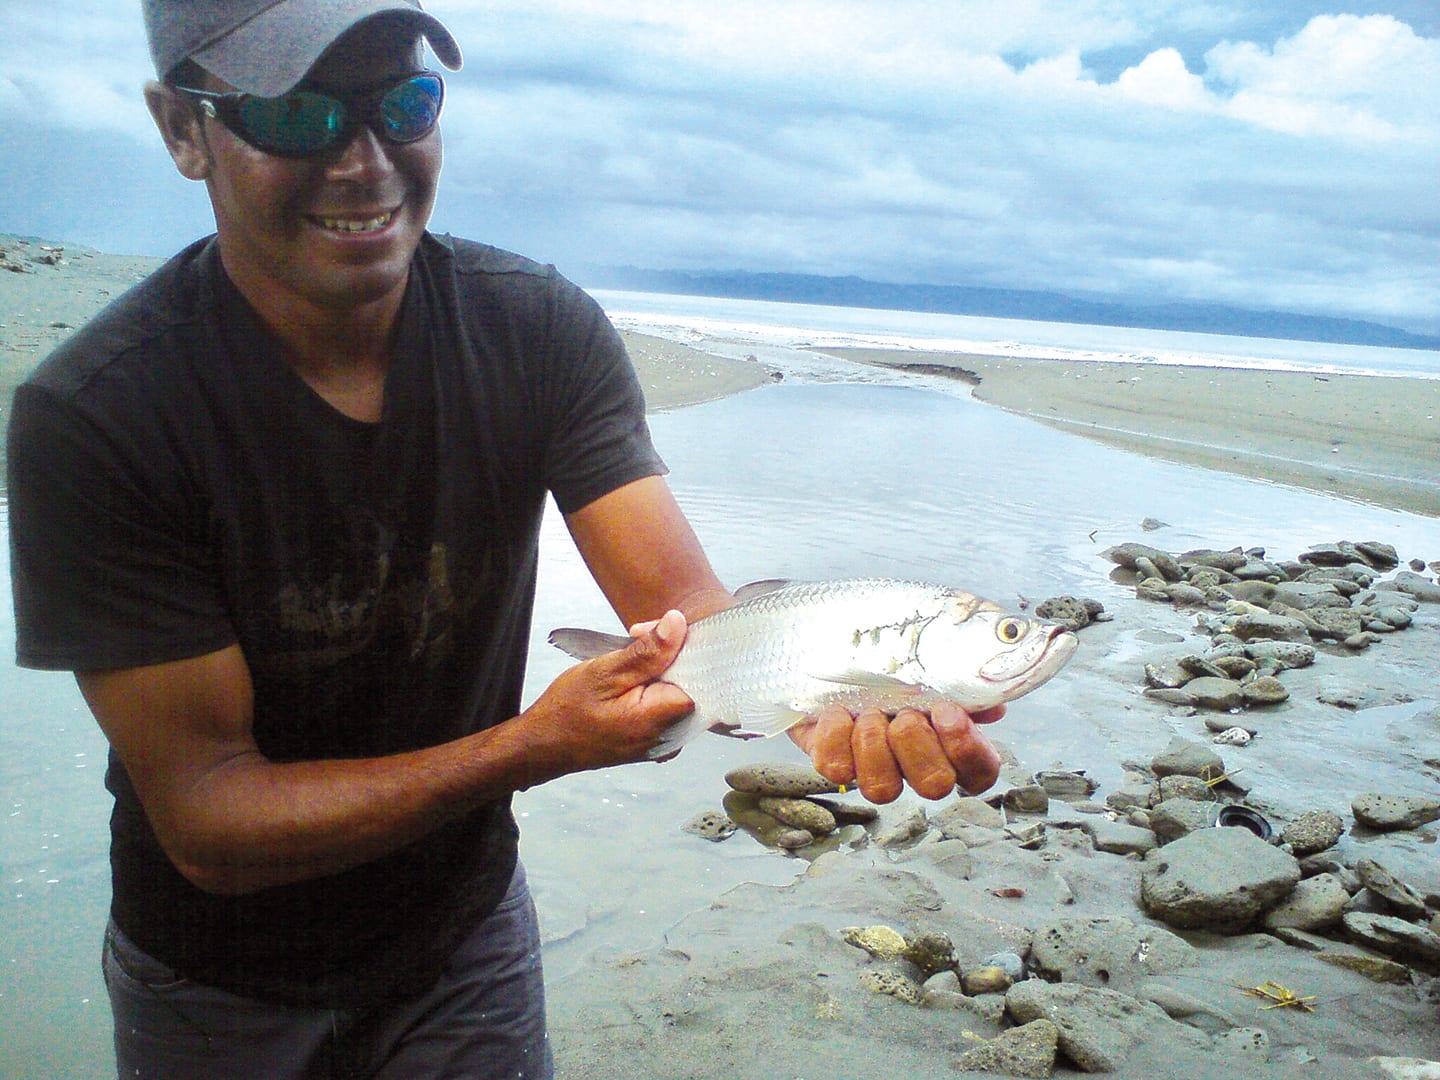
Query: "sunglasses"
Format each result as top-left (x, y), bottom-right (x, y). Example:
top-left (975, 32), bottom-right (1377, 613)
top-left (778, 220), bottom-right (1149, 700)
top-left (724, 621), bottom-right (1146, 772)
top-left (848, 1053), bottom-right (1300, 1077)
top-left (175, 71), bottom-right (444, 158)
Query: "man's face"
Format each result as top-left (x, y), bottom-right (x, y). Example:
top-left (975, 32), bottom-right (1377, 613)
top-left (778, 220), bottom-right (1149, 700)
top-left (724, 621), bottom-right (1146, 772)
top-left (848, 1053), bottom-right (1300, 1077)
top-left (196, 25), bottom-right (442, 318)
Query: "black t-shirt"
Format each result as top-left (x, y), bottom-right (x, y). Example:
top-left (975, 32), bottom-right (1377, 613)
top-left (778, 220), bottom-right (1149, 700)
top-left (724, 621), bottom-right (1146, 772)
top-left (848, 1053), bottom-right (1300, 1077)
top-left (6, 233), bottom-right (665, 1007)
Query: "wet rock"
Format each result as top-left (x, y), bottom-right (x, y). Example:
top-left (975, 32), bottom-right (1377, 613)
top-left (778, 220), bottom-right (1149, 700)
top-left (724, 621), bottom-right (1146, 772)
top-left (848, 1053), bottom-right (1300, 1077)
top-left (1356, 859), bottom-right (1430, 920)
top-left (873, 805), bottom-right (929, 848)
top-left (1233, 558), bottom-right (1287, 581)
top-left (806, 796), bottom-right (881, 825)
top-left (1317, 952), bottom-right (1415, 984)
top-left (1163, 583), bottom-right (1209, 606)
top-left (1089, 818), bottom-right (1157, 855)
top-left (1214, 1027), bottom-right (1270, 1064)
top-left (954, 1019), bottom-right (1060, 1079)
top-left (1209, 654), bottom-right (1257, 679)
top-left (1354, 541), bottom-right (1401, 569)
top-left (903, 931), bottom-right (958, 978)
top-left (1343, 912), bottom-right (1440, 966)
top-left (725, 762), bottom-right (839, 797)
top-left (1243, 640), bottom-right (1316, 669)
top-left (1227, 611), bottom-right (1311, 642)
top-left (682, 810), bottom-right (737, 841)
top-left (1142, 661), bottom-right (1188, 690)
top-left (1034, 595), bottom-right (1100, 631)
top-left (1263, 872), bottom-right (1351, 932)
top-left (1102, 543), bottom-right (1184, 580)
top-left (933, 796), bottom-right (1005, 834)
top-left (1028, 916), bottom-right (1195, 990)
top-left (1034, 770), bottom-right (1099, 800)
top-left (1280, 809), bottom-right (1345, 856)
top-left (841, 924), bottom-right (908, 960)
top-left (1151, 738), bottom-right (1225, 782)
top-left (985, 951), bottom-right (1027, 981)
top-left (1271, 581), bottom-right (1350, 610)
top-left (1005, 980), bottom-right (1208, 1073)
top-left (1352, 793), bottom-right (1440, 832)
top-left (1140, 827), bottom-right (1300, 931)
top-left (1153, 774), bottom-right (1213, 803)
top-left (1369, 1055), bottom-right (1440, 1079)
top-left (1389, 571), bottom-right (1440, 603)
top-left (1212, 727), bottom-right (1253, 746)
top-left (859, 969), bottom-right (923, 1003)
top-left (1004, 785), bottom-right (1050, 815)
top-left (1318, 682), bottom-right (1385, 710)
top-left (757, 796), bottom-right (837, 836)
top-left (775, 828), bottom-right (814, 849)
top-left (1181, 549), bottom-right (1248, 572)
top-left (962, 965), bottom-right (1014, 995)
top-left (1240, 675), bottom-right (1289, 706)
top-left (1371, 607), bottom-right (1414, 630)
top-left (1148, 798), bottom-right (1217, 844)
top-left (1307, 606), bottom-right (1366, 641)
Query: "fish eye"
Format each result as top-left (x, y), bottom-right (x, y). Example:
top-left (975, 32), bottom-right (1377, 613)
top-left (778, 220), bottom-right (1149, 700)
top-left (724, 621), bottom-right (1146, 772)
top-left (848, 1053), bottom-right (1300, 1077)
top-left (995, 618), bottom-right (1026, 644)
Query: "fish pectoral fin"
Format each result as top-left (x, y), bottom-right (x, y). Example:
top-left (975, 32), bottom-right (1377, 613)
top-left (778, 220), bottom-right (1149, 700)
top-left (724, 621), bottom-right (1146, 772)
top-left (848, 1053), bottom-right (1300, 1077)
top-left (809, 669), bottom-right (925, 696)
top-left (734, 702), bottom-right (811, 739)
top-left (547, 627), bottom-right (632, 660)
top-left (733, 578), bottom-right (795, 602)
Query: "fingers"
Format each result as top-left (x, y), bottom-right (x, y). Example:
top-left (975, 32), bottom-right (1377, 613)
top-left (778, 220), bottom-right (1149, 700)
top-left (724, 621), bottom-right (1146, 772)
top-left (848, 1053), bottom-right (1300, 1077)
top-left (930, 702), bottom-right (1002, 794)
top-left (596, 610), bottom-right (687, 688)
top-left (802, 702), bottom-right (1002, 803)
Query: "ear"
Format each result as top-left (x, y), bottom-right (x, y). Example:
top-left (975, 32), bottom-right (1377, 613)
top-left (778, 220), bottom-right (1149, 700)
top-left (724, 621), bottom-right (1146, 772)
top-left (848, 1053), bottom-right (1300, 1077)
top-left (144, 80), bottom-right (212, 181)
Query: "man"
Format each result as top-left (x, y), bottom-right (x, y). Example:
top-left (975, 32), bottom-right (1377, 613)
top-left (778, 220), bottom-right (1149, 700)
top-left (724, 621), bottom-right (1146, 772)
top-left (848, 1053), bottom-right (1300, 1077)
top-left (6, 2), bottom-right (1002, 1076)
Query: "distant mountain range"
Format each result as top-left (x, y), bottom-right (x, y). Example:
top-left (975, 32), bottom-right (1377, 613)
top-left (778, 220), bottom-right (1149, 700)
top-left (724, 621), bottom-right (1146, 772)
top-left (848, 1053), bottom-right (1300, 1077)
top-left (583, 267), bottom-right (1440, 351)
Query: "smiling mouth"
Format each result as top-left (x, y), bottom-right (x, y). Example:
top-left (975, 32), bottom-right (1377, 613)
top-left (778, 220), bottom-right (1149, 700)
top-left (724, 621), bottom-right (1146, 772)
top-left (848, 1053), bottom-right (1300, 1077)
top-left (311, 211), bottom-right (394, 234)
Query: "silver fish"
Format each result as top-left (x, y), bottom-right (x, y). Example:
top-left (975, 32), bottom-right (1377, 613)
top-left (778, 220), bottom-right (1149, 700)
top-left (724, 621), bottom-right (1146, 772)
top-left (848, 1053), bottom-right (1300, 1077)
top-left (548, 578), bottom-right (1078, 758)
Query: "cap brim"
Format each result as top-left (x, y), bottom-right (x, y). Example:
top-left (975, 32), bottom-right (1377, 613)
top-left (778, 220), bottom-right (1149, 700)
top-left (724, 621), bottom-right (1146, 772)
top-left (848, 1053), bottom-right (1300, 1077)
top-left (192, 1), bottom-right (462, 96)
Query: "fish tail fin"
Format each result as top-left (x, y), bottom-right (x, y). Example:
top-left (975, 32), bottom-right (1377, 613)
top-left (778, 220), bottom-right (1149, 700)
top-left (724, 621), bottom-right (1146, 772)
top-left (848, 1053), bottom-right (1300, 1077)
top-left (547, 627), bottom-right (632, 660)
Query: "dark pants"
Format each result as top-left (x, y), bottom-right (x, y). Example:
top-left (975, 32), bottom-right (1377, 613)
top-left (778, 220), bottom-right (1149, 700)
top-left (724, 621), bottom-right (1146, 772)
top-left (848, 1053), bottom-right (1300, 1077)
top-left (103, 865), bottom-right (552, 1080)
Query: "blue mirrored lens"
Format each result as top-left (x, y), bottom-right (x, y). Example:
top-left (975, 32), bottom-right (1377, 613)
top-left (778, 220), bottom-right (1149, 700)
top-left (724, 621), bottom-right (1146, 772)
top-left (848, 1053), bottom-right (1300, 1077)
top-left (239, 90), bottom-right (346, 155)
top-left (378, 74), bottom-right (444, 143)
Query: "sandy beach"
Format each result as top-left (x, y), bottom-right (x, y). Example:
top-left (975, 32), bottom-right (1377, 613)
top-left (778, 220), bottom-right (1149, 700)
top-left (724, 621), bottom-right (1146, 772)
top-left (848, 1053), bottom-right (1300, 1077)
top-left (4, 238), bottom-right (1439, 1079)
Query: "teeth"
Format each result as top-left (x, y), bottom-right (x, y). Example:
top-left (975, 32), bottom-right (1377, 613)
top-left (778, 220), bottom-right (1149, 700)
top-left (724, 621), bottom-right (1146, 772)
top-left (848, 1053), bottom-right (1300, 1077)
top-left (315, 212), bottom-right (393, 233)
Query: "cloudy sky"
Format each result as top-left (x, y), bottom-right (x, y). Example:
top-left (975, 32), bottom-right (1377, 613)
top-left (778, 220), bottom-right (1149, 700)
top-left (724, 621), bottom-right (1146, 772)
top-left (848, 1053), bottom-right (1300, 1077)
top-left (2, 1), bottom-right (1437, 332)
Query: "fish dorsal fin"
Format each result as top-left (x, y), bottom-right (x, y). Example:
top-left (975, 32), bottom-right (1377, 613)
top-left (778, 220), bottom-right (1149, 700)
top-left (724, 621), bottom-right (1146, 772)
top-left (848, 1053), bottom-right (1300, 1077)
top-left (734, 578), bottom-right (794, 602)
top-left (548, 627), bottom-right (632, 660)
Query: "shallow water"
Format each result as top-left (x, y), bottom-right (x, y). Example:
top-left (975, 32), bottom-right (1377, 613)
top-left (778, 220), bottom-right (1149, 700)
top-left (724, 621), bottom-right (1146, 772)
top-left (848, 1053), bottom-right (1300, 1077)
top-left (3, 376), bottom-right (1437, 1075)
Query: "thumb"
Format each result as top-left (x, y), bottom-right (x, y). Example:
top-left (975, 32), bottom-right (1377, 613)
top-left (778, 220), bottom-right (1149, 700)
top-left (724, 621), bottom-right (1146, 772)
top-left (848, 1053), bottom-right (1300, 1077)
top-left (603, 609), bottom-right (687, 684)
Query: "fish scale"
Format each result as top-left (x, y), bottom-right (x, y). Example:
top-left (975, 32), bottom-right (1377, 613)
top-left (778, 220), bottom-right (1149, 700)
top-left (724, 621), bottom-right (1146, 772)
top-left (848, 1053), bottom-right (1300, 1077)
top-left (549, 577), bottom-right (1077, 759)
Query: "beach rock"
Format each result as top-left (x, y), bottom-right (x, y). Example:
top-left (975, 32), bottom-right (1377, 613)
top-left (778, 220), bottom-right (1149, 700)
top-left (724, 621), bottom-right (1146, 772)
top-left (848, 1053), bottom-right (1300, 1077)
top-left (806, 796), bottom-right (881, 825)
top-left (933, 796), bottom-right (1004, 834)
top-left (1389, 571), bottom-right (1440, 603)
top-left (859, 969), bottom-right (923, 1004)
top-left (757, 796), bottom-right (837, 835)
top-left (1005, 981), bottom-right (1207, 1073)
top-left (1298, 542), bottom-right (1365, 567)
top-left (1369, 1057), bottom-right (1440, 1080)
top-left (841, 924), bottom-right (908, 960)
top-left (1182, 549), bottom-right (1248, 572)
top-left (1371, 606), bottom-right (1414, 630)
top-left (1280, 809), bottom-right (1345, 855)
top-left (1152, 774), bottom-right (1212, 803)
top-left (1232, 557), bottom-right (1287, 581)
top-left (1151, 738), bottom-right (1225, 782)
top-left (1318, 681), bottom-right (1385, 710)
top-left (1356, 859), bottom-right (1430, 920)
top-left (724, 762), bottom-right (838, 797)
top-left (1034, 595), bottom-right (1098, 631)
top-left (1272, 581), bottom-right (1350, 610)
top-left (962, 965), bottom-right (1014, 996)
top-left (1034, 770), bottom-right (1099, 800)
top-left (1148, 798), bottom-right (1217, 844)
top-left (1318, 952), bottom-right (1415, 984)
top-left (1089, 818), bottom-right (1157, 855)
top-left (985, 951), bottom-right (1027, 982)
top-left (902, 931), bottom-right (958, 978)
top-left (1343, 912), bottom-right (1440, 966)
top-left (1262, 872), bottom-right (1351, 932)
top-left (1212, 726), bottom-right (1253, 746)
top-left (1103, 543), bottom-right (1183, 580)
top-left (1243, 640), bottom-right (1316, 669)
top-left (1163, 583), bottom-right (1209, 606)
top-left (1140, 827), bottom-right (1300, 931)
top-left (1354, 541), bottom-right (1401, 569)
top-left (873, 805), bottom-right (930, 848)
top-left (1307, 606), bottom-right (1366, 640)
top-left (682, 810), bottom-right (737, 841)
top-left (1240, 675), bottom-right (1289, 706)
top-left (1135, 578), bottom-right (1171, 603)
top-left (1352, 793), bottom-right (1440, 832)
top-left (1141, 661), bottom-right (1188, 690)
top-left (774, 828), bottom-right (814, 849)
top-left (1208, 654), bottom-right (1257, 679)
top-left (1227, 611), bottom-right (1311, 642)
top-left (1004, 785), bottom-right (1050, 815)
top-left (954, 1019), bottom-right (1060, 1079)
top-left (1028, 917), bottom-right (1195, 990)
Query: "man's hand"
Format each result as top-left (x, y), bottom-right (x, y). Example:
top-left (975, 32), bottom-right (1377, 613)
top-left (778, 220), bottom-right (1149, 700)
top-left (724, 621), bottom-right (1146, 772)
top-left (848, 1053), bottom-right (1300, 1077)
top-left (513, 610), bottom-right (696, 781)
top-left (788, 702), bottom-right (1005, 803)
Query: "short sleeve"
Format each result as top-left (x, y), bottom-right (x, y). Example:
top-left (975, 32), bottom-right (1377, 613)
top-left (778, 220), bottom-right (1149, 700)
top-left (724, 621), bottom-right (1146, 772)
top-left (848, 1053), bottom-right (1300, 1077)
top-left (7, 382), bottom-right (236, 671)
top-left (537, 277), bottom-right (667, 514)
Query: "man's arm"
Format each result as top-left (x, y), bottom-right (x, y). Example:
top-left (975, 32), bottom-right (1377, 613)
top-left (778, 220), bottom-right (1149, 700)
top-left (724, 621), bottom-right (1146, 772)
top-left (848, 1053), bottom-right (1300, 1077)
top-left (76, 615), bottom-right (694, 896)
top-left (563, 475), bottom-right (1004, 803)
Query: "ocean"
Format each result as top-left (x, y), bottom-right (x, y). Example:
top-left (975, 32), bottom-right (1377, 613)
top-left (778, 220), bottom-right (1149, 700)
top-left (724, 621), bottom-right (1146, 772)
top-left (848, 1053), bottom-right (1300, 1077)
top-left (2, 298), bottom-right (1437, 1076)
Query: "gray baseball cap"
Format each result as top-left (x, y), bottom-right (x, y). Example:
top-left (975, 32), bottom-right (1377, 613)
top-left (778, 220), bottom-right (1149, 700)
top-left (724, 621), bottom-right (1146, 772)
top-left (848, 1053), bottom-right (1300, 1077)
top-left (143, 0), bottom-right (463, 96)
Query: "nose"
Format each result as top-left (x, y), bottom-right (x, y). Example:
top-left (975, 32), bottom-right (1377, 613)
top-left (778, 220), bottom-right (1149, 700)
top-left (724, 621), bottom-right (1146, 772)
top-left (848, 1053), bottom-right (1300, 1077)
top-left (324, 124), bottom-right (395, 181)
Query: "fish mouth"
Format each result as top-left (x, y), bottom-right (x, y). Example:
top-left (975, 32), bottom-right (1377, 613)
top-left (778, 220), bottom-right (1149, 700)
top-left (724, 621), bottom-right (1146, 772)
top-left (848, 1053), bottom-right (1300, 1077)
top-left (979, 624), bottom-right (1078, 691)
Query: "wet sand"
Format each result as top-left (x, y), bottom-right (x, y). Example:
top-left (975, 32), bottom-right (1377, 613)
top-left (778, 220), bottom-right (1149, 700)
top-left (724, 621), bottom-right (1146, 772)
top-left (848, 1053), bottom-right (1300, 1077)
top-left (824, 348), bottom-right (1440, 519)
